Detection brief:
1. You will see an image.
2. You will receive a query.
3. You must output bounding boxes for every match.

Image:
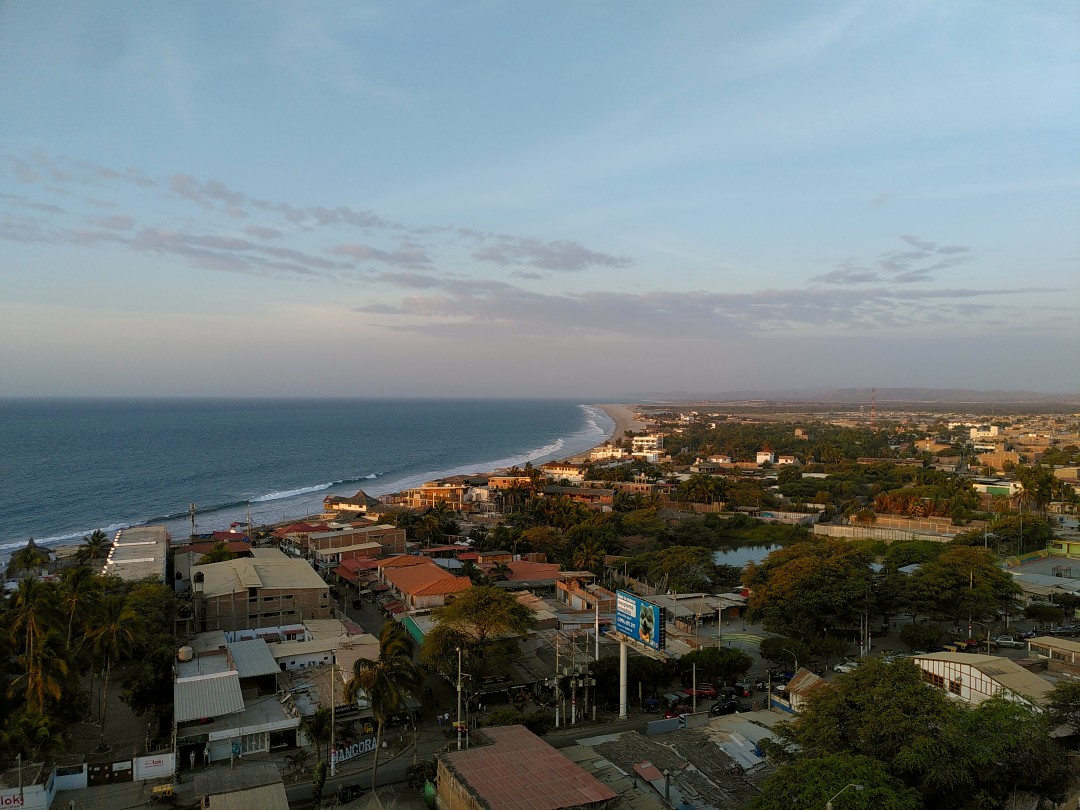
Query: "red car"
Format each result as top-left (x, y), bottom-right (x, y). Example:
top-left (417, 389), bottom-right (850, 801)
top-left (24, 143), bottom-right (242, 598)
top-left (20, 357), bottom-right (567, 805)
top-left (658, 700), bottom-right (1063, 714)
top-left (664, 704), bottom-right (692, 718)
top-left (684, 683), bottom-right (717, 698)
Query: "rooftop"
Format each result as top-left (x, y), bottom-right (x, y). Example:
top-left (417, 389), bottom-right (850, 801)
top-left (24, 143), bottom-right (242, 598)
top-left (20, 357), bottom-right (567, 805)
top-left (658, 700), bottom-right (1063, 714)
top-left (440, 725), bottom-right (616, 810)
top-left (193, 550), bottom-right (328, 597)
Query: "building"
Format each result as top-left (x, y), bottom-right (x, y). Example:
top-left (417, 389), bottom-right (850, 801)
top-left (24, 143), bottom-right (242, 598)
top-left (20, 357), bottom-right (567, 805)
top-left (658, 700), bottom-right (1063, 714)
top-left (192, 548), bottom-right (331, 632)
top-left (755, 450), bottom-right (775, 465)
top-left (322, 489), bottom-right (377, 514)
top-left (174, 637), bottom-right (301, 765)
top-left (912, 652), bottom-right (1051, 708)
top-left (1027, 636), bottom-right (1080, 677)
top-left (589, 444), bottom-right (628, 461)
top-left (173, 540), bottom-right (253, 593)
top-left (404, 481), bottom-right (471, 511)
top-left (436, 725), bottom-right (617, 810)
top-left (632, 434), bottom-right (664, 453)
top-left (381, 559), bottom-right (472, 611)
top-left (540, 462), bottom-right (588, 484)
top-left (103, 525), bottom-right (169, 582)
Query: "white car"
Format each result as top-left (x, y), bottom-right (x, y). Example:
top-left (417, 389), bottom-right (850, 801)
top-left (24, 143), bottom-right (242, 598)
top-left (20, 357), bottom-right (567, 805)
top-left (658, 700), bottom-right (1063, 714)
top-left (833, 661), bottom-right (860, 674)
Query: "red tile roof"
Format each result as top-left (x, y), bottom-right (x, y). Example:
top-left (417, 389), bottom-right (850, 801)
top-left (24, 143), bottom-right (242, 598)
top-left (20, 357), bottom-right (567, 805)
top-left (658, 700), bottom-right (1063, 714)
top-left (441, 726), bottom-right (616, 810)
top-left (383, 562), bottom-right (471, 598)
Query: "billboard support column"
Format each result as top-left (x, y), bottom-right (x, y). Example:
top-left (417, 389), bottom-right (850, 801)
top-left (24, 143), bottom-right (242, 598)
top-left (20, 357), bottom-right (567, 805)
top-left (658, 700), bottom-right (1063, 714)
top-left (619, 641), bottom-right (628, 720)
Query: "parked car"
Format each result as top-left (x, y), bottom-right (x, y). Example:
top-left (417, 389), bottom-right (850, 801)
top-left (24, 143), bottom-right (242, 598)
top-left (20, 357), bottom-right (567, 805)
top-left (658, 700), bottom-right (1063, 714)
top-left (1051, 625), bottom-right (1080, 637)
top-left (833, 661), bottom-right (860, 674)
top-left (709, 699), bottom-right (751, 716)
top-left (991, 635), bottom-right (1027, 649)
top-left (684, 683), bottom-right (717, 698)
top-left (664, 704), bottom-right (692, 719)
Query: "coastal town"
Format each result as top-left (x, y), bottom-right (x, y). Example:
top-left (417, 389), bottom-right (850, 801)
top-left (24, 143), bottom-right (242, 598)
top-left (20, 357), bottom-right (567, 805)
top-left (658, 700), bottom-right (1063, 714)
top-left (4, 398), bottom-right (1080, 810)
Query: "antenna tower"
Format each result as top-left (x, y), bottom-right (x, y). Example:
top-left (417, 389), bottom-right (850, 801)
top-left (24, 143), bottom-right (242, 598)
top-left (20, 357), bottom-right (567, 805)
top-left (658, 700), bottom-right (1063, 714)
top-left (870, 388), bottom-right (877, 431)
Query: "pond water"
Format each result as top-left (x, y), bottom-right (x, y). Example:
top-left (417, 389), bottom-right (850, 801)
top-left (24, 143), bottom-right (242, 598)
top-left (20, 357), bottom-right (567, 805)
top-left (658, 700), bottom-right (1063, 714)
top-left (712, 544), bottom-right (781, 568)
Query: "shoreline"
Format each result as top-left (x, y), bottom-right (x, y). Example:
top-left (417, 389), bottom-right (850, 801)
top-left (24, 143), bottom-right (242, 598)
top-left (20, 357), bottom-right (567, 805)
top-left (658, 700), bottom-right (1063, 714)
top-left (3, 402), bottom-right (636, 560)
top-left (591, 403), bottom-right (646, 448)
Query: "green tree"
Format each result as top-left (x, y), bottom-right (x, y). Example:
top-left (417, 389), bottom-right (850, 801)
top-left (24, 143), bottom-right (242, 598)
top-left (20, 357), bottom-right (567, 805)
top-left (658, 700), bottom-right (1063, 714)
top-left (905, 545), bottom-right (1021, 630)
top-left (344, 622), bottom-right (422, 791)
top-left (744, 539), bottom-right (874, 646)
top-left (898, 622), bottom-right (943, 651)
top-left (1024, 601), bottom-right (1064, 629)
top-left (749, 752), bottom-right (920, 810)
top-left (83, 594), bottom-right (143, 733)
top-left (6, 539), bottom-right (51, 578)
top-left (76, 529), bottom-right (111, 565)
top-left (302, 707), bottom-right (333, 763)
top-left (422, 586), bottom-right (535, 686)
top-left (758, 636), bottom-right (812, 671)
top-left (60, 566), bottom-right (102, 645)
top-left (775, 659), bottom-right (1066, 808)
top-left (1046, 679), bottom-right (1080, 731)
top-left (8, 578), bottom-right (62, 715)
top-left (677, 647), bottom-right (751, 686)
top-left (196, 542), bottom-right (236, 565)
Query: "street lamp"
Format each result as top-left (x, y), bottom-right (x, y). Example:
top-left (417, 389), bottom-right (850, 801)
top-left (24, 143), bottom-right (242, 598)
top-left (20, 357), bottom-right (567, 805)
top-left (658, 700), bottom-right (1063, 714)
top-left (825, 783), bottom-right (864, 810)
top-left (781, 647), bottom-right (798, 674)
top-left (971, 621), bottom-right (992, 655)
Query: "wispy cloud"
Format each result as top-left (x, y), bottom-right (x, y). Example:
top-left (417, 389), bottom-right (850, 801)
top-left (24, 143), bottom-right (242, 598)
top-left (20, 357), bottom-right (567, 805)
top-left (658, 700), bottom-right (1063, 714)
top-left (470, 234), bottom-right (632, 272)
top-left (811, 235), bottom-right (973, 285)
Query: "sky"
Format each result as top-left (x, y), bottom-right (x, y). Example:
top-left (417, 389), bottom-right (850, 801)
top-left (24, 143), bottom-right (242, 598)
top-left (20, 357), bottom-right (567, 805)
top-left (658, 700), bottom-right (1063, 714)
top-left (1, 2), bottom-right (1078, 398)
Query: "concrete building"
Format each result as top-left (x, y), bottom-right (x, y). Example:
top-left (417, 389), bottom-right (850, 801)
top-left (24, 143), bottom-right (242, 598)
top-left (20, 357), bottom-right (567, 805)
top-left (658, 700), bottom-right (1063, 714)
top-left (192, 548), bottom-right (331, 632)
top-left (103, 525), bottom-right (169, 582)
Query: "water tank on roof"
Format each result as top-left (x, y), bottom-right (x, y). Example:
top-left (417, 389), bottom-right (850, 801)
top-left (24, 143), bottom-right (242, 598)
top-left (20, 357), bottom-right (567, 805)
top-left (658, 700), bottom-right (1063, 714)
top-left (178, 645), bottom-right (193, 662)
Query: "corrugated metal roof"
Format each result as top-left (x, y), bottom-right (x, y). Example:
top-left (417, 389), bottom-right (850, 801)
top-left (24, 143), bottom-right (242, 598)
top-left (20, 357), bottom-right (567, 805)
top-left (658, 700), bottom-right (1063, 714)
top-left (174, 671), bottom-right (245, 722)
top-left (227, 639), bottom-right (281, 678)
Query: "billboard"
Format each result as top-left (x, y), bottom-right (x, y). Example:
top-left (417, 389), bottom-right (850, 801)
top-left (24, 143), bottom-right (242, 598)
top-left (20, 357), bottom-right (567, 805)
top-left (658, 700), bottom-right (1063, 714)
top-left (615, 590), bottom-right (665, 651)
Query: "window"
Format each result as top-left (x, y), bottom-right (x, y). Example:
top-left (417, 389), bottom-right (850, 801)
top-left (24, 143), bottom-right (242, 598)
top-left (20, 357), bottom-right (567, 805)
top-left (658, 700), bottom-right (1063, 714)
top-left (949, 680), bottom-right (961, 695)
top-left (922, 670), bottom-right (945, 689)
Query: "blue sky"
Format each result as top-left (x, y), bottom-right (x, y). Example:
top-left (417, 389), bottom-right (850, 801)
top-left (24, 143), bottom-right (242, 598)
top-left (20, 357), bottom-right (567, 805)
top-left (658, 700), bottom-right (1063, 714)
top-left (2, 2), bottom-right (1078, 397)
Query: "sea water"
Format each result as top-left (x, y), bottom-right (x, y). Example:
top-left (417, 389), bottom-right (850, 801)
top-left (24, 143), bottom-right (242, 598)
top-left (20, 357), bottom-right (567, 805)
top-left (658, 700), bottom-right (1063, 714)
top-left (0, 398), bottom-right (612, 556)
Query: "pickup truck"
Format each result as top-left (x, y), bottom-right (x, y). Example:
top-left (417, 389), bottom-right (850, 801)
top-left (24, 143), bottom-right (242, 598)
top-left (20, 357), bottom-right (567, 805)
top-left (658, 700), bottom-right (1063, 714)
top-left (990, 635), bottom-right (1026, 649)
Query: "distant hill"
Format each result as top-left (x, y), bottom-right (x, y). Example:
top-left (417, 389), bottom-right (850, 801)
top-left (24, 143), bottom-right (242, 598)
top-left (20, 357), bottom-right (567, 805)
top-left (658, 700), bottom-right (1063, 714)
top-left (622, 387), bottom-right (1080, 406)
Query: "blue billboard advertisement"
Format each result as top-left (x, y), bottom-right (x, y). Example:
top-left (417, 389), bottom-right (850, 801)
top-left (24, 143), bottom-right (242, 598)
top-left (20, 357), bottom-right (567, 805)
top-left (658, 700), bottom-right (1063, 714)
top-left (615, 590), bottom-right (665, 651)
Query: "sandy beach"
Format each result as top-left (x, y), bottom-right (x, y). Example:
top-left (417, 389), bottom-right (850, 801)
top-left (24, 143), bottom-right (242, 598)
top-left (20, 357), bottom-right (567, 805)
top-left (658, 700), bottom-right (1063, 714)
top-left (593, 403), bottom-right (647, 445)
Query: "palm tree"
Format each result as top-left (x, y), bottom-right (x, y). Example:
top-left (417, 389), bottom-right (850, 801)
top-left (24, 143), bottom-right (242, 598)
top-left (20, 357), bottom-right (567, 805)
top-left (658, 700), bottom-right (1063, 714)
top-left (302, 706), bottom-right (333, 763)
top-left (573, 537), bottom-right (606, 572)
top-left (6, 538), bottom-right (51, 578)
top-left (76, 529), bottom-right (111, 565)
top-left (60, 565), bottom-right (102, 645)
top-left (8, 578), bottom-right (61, 674)
top-left (489, 562), bottom-right (512, 582)
top-left (83, 594), bottom-right (142, 732)
top-left (344, 622), bottom-right (422, 791)
top-left (9, 628), bottom-right (69, 714)
top-left (196, 542), bottom-right (237, 565)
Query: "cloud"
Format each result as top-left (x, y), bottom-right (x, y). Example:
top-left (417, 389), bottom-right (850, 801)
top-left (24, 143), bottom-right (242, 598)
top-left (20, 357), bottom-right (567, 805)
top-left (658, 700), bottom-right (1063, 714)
top-left (0, 193), bottom-right (65, 214)
top-left (328, 242), bottom-right (432, 269)
top-left (243, 224), bottom-right (283, 240)
top-left (471, 235), bottom-right (632, 272)
top-left (812, 235), bottom-right (973, 285)
top-left (130, 227), bottom-right (350, 276)
top-left (86, 215), bottom-right (135, 230)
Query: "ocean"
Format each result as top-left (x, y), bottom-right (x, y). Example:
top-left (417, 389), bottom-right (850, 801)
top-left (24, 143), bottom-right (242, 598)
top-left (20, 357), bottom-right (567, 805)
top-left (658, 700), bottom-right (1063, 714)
top-left (0, 399), bottom-right (613, 559)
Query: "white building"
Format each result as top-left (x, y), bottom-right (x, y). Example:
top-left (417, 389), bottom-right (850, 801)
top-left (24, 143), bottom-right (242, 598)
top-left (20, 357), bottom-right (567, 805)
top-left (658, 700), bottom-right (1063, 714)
top-left (632, 434), bottom-right (664, 453)
top-left (912, 652), bottom-right (1050, 708)
top-left (756, 450), bottom-right (775, 465)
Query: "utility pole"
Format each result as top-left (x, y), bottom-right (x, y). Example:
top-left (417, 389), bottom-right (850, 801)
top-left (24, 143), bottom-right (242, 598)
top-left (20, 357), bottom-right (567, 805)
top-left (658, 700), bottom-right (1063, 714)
top-left (330, 653), bottom-right (336, 777)
top-left (456, 647), bottom-right (463, 751)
